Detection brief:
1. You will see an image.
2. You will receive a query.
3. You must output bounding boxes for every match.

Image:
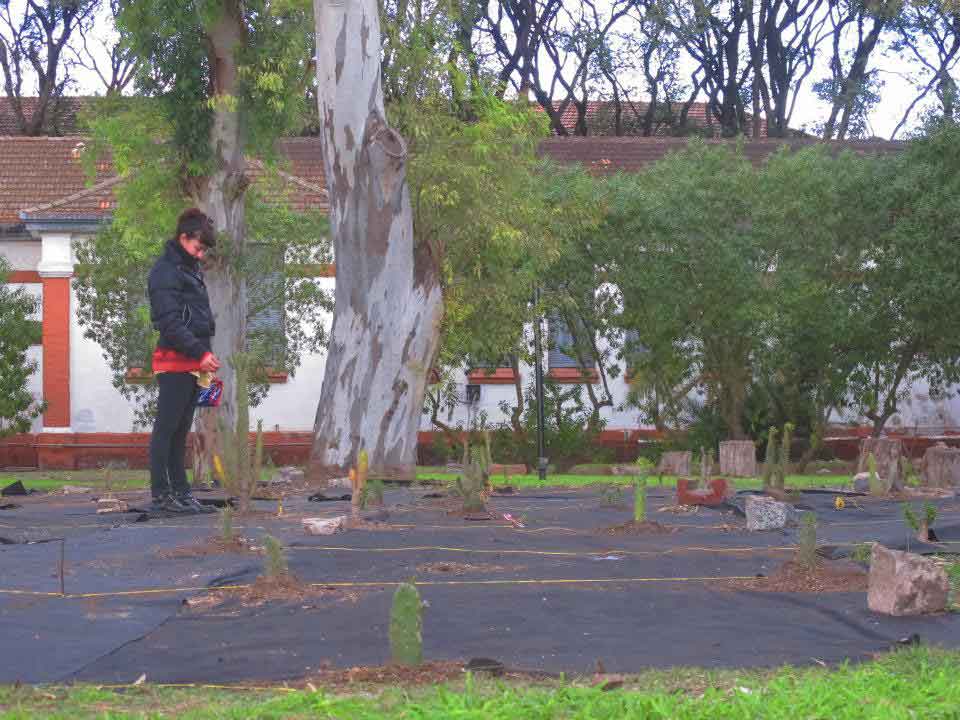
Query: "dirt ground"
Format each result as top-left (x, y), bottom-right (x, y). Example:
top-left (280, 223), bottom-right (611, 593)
top-left (2, 481), bottom-right (960, 685)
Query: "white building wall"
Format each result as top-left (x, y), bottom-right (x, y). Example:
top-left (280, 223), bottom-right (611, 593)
top-left (0, 240), bottom-right (44, 432)
top-left (0, 239), bottom-right (41, 270)
top-left (70, 284), bottom-right (138, 433)
top-left (251, 277), bottom-right (334, 431)
top-left (8, 234), bottom-right (960, 436)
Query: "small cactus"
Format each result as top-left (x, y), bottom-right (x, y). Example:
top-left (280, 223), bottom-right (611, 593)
top-left (762, 426), bottom-right (779, 490)
top-left (357, 449), bottom-right (369, 489)
top-left (798, 512), bottom-right (817, 569)
top-left (253, 419), bottom-right (264, 485)
top-left (220, 505), bottom-right (234, 543)
top-left (634, 477), bottom-right (647, 523)
top-left (362, 478), bottom-right (385, 508)
top-left (389, 582), bottom-right (423, 666)
top-left (455, 464), bottom-right (487, 513)
top-left (867, 452), bottom-right (884, 495)
top-left (262, 534), bottom-right (288, 578)
top-left (775, 422), bottom-right (794, 491)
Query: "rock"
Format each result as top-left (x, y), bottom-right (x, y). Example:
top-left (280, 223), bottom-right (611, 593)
top-left (302, 516), bottom-right (347, 535)
top-left (745, 495), bottom-right (798, 531)
top-left (61, 485), bottom-right (93, 494)
top-left (719, 440), bottom-right (758, 477)
top-left (490, 464), bottom-right (527, 476)
top-left (852, 472), bottom-right (871, 493)
top-left (327, 476), bottom-right (352, 489)
top-left (658, 451), bottom-right (692, 477)
top-left (277, 467), bottom-right (305, 483)
top-left (857, 438), bottom-right (902, 492)
top-left (96, 498), bottom-right (128, 514)
top-left (920, 442), bottom-right (960, 489)
top-left (868, 544), bottom-right (949, 616)
top-left (676, 478), bottom-right (732, 506)
top-left (611, 465), bottom-right (645, 476)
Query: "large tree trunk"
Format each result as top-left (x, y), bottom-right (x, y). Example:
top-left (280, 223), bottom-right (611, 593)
top-left (309, 0), bottom-right (444, 482)
top-left (188, 1), bottom-right (248, 481)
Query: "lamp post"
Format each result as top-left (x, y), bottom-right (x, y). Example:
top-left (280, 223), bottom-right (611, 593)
top-left (533, 287), bottom-right (547, 482)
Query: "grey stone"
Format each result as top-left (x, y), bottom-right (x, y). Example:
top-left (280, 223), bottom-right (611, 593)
top-left (745, 495), bottom-right (798, 531)
top-left (302, 516), bottom-right (347, 535)
top-left (279, 467), bottom-right (305, 483)
top-left (868, 544), bottom-right (949, 616)
top-left (611, 465), bottom-right (645, 476)
top-left (852, 472), bottom-right (871, 493)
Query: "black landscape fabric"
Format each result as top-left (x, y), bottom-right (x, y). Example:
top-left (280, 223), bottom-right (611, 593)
top-left (2, 485), bottom-right (960, 684)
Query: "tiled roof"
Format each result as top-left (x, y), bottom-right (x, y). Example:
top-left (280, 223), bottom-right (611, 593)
top-left (539, 100), bottom-right (770, 137)
top-left (0, 136), bottom-right (113, 223)
top-left (537, 136), bottom-right (902, 175)
top-left (1, 132), bottom-right (903, 227)
top-left (0, 96), bottom-right (90, 136)
top-left (0, 135), bottom-right (327, 225)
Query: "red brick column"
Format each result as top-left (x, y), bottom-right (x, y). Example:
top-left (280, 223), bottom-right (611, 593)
top-left (41, 276), bottom-right (71, 429)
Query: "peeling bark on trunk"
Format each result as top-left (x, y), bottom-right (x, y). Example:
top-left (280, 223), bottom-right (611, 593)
top-left (309, 0), bottom-right (443, 482)
top-left (188, 1), bottom-right (248, 478)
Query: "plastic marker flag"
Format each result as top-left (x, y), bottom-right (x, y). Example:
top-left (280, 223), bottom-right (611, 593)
top-left (196, 378), bottom-right (224, 407)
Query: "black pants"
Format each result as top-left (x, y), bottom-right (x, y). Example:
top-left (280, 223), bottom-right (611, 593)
top-left (150, 372), bottom-right (198, 499)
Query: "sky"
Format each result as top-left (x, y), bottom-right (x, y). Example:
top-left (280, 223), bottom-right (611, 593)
top-left (1, 0), bottom-right (940, 140)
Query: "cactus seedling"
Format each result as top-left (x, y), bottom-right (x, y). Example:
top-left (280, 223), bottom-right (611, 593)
top-left (634, 477), bottom-right (647, 523)
top-left (357, 449), bottom-right (369, 491)
top-left (774, 422), bottom-right (794, 492)
top-left (262, 535), bottom-right (288, 579)
top-left (220, 505), bottom-right (235, 544)
top-left (389, 582), bottom-right (423, 666)
top-left (798, 512), bottom-right (817, 569)
top-left (455, 464), bottom-right (487, 513)
top-left (867, 452), bottom-right (887, 495)
top-left (762, 426), bottom-right (779, 490)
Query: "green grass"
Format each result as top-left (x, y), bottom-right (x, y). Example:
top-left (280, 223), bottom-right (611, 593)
top-left (422, 470), bottom-right (850, 491)
top-left (3, 466), bottom-right (850, 494)
top-left (1, 469), bottom-right (150, 493)
top-left (0, 647), bottom-right (957, 719)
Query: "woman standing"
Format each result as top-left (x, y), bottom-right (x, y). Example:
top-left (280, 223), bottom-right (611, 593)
top-left (147, 208), bottom-right (221, 514)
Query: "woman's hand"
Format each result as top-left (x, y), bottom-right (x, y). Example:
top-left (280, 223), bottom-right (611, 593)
top-left (199, 352), bottom-right (221, 373)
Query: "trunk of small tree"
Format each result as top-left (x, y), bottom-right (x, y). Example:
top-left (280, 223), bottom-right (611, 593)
top-left (308, 0), bottom-right (444, 482)
top-left (188, 1), bottom-right (248, 484)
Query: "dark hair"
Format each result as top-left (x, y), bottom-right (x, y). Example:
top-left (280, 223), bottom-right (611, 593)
top-left (175, 208), bottom-right (216, 248)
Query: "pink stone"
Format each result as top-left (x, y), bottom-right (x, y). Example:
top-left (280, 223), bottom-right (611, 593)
top-left (868, 544), bottom-right (949, 616)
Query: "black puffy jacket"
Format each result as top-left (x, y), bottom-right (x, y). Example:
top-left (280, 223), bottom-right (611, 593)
top-left (148, 239), bottom-right (216, 359)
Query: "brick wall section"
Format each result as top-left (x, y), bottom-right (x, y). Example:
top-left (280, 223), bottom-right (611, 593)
top-left (2, 429), bottom-right (959, 471)
top-left (0, 431), bottom-right (315, 470)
